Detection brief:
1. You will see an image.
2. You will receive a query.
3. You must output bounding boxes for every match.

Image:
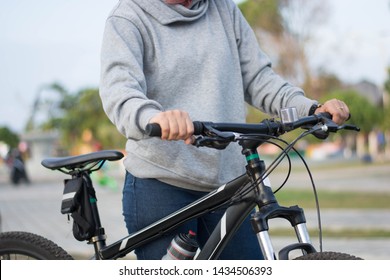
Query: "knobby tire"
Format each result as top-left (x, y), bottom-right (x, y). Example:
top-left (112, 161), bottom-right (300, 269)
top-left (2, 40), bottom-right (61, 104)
top-left (294, 251), bottom-right (363, 260)
top-left (0, 231), bottom-right (73, 260)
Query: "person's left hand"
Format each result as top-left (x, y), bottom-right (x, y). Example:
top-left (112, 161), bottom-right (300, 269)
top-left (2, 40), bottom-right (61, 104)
top-left (314, 98), bottom-right (350, 125)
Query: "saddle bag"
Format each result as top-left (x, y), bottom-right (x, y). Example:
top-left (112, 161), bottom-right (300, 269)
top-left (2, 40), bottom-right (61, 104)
top-left (61, 177), bottom-right (97, 241)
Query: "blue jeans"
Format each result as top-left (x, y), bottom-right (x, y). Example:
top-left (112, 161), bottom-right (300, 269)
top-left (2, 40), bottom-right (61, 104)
top-left (122, 172), bottom-right (264, 260)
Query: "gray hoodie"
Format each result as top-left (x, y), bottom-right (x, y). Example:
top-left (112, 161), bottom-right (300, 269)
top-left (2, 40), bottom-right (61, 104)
top-left (100, 0), bottom-right (315, 192)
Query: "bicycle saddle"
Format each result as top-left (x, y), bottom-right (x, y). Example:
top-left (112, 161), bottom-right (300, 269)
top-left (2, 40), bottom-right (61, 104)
top-left (41, 150), bottom-right (124, 171)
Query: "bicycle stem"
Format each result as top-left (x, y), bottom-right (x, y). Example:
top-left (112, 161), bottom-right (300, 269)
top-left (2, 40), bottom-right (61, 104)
top-left (241, 144), bottom-right (278, 207)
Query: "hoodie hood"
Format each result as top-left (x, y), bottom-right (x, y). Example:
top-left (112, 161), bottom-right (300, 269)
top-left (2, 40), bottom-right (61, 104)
top-left (131, 0), bottom-right (209, 25)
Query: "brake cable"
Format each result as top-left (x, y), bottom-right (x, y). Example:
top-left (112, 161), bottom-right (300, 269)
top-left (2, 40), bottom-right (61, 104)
top-left (229, 127), bottom-right (325, 252)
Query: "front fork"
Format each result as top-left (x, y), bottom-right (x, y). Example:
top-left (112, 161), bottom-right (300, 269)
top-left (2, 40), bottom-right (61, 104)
top-left (242, 146), bottom-right (316, 260)
top-left (251, 204), bottom-right (315, 260)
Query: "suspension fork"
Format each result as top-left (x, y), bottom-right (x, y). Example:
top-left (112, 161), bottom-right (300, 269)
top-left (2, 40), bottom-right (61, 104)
top-left (242, 146), bottom-right (314, 259)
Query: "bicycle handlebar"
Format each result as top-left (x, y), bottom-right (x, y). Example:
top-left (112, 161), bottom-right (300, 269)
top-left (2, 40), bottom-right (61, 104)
top-left (145, 112), bottom-right (360, 139)
top-left (145, 121), bottom-right (206, 137)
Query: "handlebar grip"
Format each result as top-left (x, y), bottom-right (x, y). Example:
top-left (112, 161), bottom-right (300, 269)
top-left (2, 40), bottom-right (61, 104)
top-left (145, 123), bottom-right (161, 137)
top-left (320, 112), bottom-right (332, 120)
top-left (145, 121), bottom-right (205, 137)
top-left (318, 111), bottom-right (351, 121)
top-left (193, 121), bottom-right (204, 135)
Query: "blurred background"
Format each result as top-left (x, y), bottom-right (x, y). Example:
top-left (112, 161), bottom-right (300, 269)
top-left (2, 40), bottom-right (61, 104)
top-left (1, 0), bottom-right (390, 168)
top-left (1, 0), bottom-right (389, 172)
top-left (0, 0), bottom-right (390, 259)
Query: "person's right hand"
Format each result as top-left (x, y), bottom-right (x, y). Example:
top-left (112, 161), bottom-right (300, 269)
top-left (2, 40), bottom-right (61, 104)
top-left (149, 110), bottom-right (194, 145)
top-left (314, 98), bottom-right (350, 125)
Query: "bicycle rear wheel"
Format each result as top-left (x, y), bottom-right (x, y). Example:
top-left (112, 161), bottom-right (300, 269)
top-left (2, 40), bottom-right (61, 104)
top-left (0, 231), bottom-right (73, 260)
top-left (294, 251), bottom-right (362, 260)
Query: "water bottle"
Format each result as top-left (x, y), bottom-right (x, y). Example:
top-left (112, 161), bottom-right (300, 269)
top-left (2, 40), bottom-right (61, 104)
top-left (162, 230), bottom-right (199, 260)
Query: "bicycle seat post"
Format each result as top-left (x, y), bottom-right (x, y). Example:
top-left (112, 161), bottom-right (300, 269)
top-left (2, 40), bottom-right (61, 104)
top-left (79, 171), bottom-right (107, 259)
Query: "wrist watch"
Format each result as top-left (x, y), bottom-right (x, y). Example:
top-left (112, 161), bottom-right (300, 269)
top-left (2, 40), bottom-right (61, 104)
top-left (308, 103), bottom-right (322, 115)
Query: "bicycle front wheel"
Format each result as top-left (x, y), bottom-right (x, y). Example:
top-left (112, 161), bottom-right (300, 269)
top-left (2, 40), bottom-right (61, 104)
top-left (0, 231), bottom-right (73, 260)
top-left (294, 251), bottom-right (363, 260)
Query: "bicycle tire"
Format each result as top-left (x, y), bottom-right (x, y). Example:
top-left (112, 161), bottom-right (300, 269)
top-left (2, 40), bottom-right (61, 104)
top-left (0, 231), bottom-right (74, 260)
top-left (293, 251), bottom-right (363, 260)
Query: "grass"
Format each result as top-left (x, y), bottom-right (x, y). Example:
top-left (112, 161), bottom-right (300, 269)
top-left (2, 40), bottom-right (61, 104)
top-left (274, 189), bottom-right (390, 209)
top-left (270, 189), bottom-right (390, 238)
top-left (269, 228), bottom-right (390, 238)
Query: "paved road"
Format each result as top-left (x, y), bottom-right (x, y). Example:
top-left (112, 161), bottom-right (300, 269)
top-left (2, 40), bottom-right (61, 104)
top-left (0, 160), bottom-right (389, 260)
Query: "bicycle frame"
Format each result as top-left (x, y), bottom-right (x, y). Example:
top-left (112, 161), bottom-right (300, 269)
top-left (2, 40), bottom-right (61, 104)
top-left (82, 143), bottom-right (315, 260)
top-left (99, 173), bottom-right (251, 260)
top-left (30, 114), bottom-right (360, 261)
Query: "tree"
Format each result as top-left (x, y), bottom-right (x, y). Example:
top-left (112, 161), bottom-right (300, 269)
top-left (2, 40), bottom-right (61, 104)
top-left (239, 0), bottom-right (329, 94)
top-left (302, 70), bottom-right (344, 101)
top-left (320, 89), bottom-right (383, 158)
top-left (382, 67), bottom-right (390, 131)
top-left (0, 126), bottom-right (20, 148)
top-left (239, 0), bottom-right (331, 124)
top-left (385, 68), bottom-right (390, 95)
top-left (321, 90), bottom-right (382, 134)
top-left (38, 85), bottom-right (126, 154)
top-left (59, 88), bottom-right (126, 152)
top-left (26, 83), bottom-right (73, 132)
top-left (239, 0), bottom-right (284, 36)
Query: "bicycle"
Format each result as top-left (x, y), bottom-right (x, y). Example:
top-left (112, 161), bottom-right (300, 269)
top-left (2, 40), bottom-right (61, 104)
top-left (0, 109), bottom-right (362, 260)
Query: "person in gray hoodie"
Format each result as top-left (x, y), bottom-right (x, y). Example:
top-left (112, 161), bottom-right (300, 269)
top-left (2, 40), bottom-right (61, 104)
top-left (100, 0), bottom-right (350, 260)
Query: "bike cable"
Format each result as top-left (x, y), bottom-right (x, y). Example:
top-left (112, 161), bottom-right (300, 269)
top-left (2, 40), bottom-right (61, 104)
top-left (232, 129), bottom-right (324, 252)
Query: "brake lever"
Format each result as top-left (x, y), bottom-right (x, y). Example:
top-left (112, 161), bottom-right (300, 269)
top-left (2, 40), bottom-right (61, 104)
top-left (322, 118), bottom-right (360, 133)
top-left (310, 115), bottom-right (340, 139)
top-left (202, 124), bottom-right (237, 139)
top-left (312, 120), bottom-right (360, 140)
top-left (193, 136), bottom-right (231, 149)
top-left (311, 124), bottom-right (330, 140)
top-left (340, 124), bottom-right (360, 132)
top-left (193, 125), bottom-right (236, 149)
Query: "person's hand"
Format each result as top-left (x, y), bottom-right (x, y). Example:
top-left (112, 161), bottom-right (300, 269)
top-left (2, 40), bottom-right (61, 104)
top-left (149, 110), bottom-right (194, 144)
top-left (314, 99), bottom-right (350, 125)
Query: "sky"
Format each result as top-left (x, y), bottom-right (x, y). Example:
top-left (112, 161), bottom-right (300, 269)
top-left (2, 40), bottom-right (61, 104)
top-left (0, 0), bottom-right (389, 133)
